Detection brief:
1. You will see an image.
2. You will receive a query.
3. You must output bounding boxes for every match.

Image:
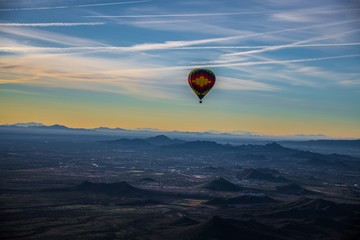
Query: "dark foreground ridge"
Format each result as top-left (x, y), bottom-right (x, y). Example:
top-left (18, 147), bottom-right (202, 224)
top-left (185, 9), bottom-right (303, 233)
top-left (75, 181), bottom-right (146, 195)
top-left (161, 216), bottom-right (285, 240)
top-left (275, 183), bottom-right (317, 195)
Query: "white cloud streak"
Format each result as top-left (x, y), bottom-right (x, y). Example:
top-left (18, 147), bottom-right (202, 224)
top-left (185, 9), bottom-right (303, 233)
top-left (217, 76), bottom-right (279, 92)
top-left (173, 43), bottom-right (360, 50)
top-left (0, 22), bottom-right (105, 27)
top-left (224, 29), bottom-right (360, 57)
top-left (0, 27), bottom-right (109, 47)
top-left (113, 19), bottom-right (359, 51)
top-left (197, 54), bottom-right (360, 68)
top-left (0, 6), bottom-right (68, 11)
top-left (85, 7), bottom-right (360, 19)
top-left (0, 1), bottom-right (151, 11)
top-left (85, 11), bottom-right (268, 18)
top-left (339, 80), bottom-right (360, 86)
top-left (232, 54), bottom-right (360, 88)
top-left (1, 42), bottom-right (359, 54)
top-left (77, 0), bottom-right (152, 8)
top-left (271, 7), bottom-right (360, 22)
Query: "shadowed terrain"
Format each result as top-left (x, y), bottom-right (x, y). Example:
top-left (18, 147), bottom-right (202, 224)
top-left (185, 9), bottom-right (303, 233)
top-left (0, 126), bottom-right (359, 239)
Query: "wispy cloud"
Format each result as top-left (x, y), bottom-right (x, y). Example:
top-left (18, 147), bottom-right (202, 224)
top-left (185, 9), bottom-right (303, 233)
top-left (0, 1), bottom-right (152, 11)
top-left (199, 54), bottom-right (360, 68)
top-left (2, 42), bottom-right (359, 54)
top-left (0, 27), bottom-right (109, 47)
top-left (223, 29), bottom-right (360, 58)
top-left (1, 4), bottom-right (358, 97)
top-left (117, 18), bottom-right (360, 51)
top-left (0, 52), bottom-right (280, 101)
top-left (339, 80), bottom-right (360, 86)
top-left (0, 22), bottom-right (105, 27)
top-left (85, 7), bottom-right (360, 19)
top-left (241, 54), bottom-right (360, 88)
top-left (217, 76), bottom-right (279, 92)
top-left (0, 31), bottom-right (239, 52)
top-left (172, 43), bottom-right (360, 50)
top-left (85, 11), bottom-right (267, 18)
top-left (0, 6), bottom-right (68, 11)
top-left (271, 7), bottom-right (360, 22)
top-left (126, 36), bottom-right (240, 50)
top-left (126, 18), bottom-right (254, 36)
top-left (76, 0), bottom-right (152, 8)
top-left (1, 19), bottom-right (358, 92)
top-left (0, 53), bottom-right (182, 100)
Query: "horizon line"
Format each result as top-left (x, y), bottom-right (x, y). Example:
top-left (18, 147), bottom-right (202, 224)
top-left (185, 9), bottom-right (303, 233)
top-left (2, 122), bottom-right (358, 140)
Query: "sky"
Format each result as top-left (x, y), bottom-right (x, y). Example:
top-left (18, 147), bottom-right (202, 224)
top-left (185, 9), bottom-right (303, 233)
top-left (0, 0), bottom-right (359, 138)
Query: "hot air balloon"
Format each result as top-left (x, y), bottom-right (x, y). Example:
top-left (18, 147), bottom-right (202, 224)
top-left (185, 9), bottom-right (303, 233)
top-left (188, 69), bottom-right (216, 103)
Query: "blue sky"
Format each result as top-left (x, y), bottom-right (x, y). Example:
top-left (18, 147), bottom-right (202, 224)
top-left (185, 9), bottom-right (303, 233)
top-left (0, 0), bottom-right (359, 137)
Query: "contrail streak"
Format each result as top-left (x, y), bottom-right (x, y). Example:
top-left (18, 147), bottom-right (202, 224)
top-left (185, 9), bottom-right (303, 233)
top-left (0, 22), bottom-right (105, 27)
top-left (77, 0), bottom-right (152, 8)
top-left (85, 11), bottom-right (272, 18)
top-left (0, 1), bottom-right (151, 11)
top-left (1, 43), bottom-right (359, 53)
top-left (196, 54), bottom-right (360, 68)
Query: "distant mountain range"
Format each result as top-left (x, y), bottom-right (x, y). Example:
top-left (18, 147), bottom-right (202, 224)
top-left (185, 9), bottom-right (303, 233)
top-left (1, 122), bottom-right (346, 141)
top-left (7, 122), bottom-right (46, 127)
top-left (104, 136), bottom-right (299, 152)
top-left (292, 151), bottom-right (358, 169)
top-left (2, 122), bottom-right (359, 161)
top-left (2, 123), bottom-right (360, 158)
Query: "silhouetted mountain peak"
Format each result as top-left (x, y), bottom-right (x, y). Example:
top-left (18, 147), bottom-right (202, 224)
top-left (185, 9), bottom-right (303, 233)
top-left (200, 177), bottom-right (242, 192)
top-left (148, 135), bottom-right (171, 140)
top-left (264, 142), bottom-right (285, 150)
top-left (95, 127), bottom-right (126, 131)
top-left (146, 135), bottom-right (184, 145)
top-left (47, 124), bottom-right (69, 130)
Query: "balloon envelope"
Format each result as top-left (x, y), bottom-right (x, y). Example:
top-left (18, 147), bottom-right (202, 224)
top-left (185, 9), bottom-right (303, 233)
top-left (188, 69), bottom-right (216, 103)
